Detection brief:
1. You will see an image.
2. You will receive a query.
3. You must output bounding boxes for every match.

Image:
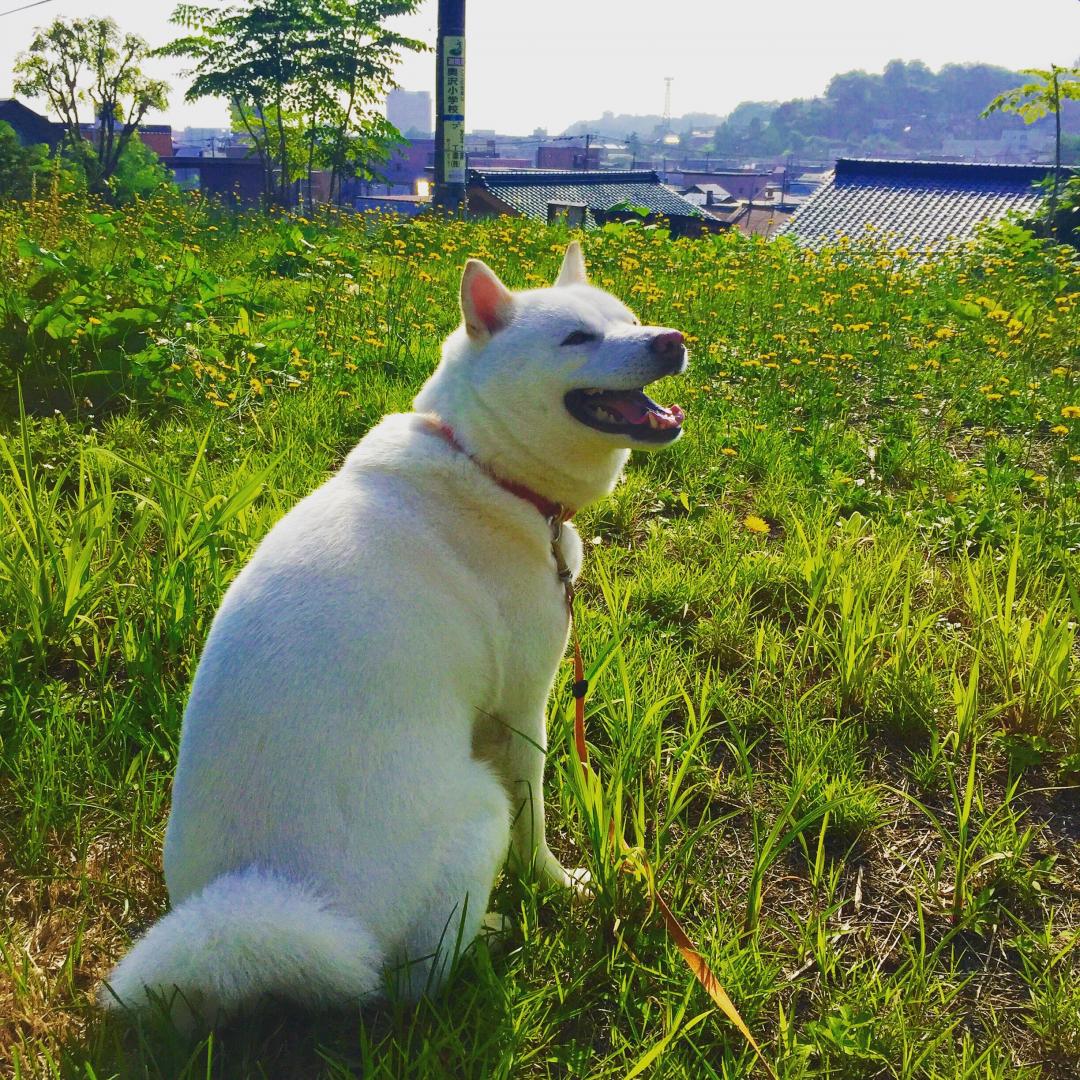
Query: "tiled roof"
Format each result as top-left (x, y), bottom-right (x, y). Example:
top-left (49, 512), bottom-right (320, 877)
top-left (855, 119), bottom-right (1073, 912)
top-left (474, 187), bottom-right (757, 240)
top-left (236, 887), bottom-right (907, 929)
top-left (734, 206), bottom-right (796, 238)
top-left (468, 169), bottom-right (705, 228)
top-left (779, 158), bottom-right (1065, 252)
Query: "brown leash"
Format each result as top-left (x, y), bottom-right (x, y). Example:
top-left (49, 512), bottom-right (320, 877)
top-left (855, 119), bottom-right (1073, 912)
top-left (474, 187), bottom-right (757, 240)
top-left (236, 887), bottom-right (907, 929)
top-left (549, 515), bottom-right (590, 768)
top-left (550, 519), bottom-right (776, 1079)
top-left (427, 416), bottom-right (773, 1074)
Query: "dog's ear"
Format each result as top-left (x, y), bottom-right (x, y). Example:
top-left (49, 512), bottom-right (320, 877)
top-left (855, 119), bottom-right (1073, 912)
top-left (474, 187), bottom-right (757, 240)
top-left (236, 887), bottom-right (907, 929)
top-left (554, 241), bottom-right (588, 288)
top-left (461, 259), bottom-right (514, 340)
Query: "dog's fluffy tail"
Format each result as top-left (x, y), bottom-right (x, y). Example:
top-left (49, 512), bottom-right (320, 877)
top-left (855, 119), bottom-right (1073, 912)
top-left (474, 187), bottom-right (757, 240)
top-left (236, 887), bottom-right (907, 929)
top-left (99, 867), bottom-right (382, 1027)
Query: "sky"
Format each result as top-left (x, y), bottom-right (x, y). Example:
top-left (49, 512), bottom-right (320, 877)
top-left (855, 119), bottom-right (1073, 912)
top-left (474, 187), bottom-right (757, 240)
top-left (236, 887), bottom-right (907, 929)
top-left (1, 0), bottom-right (1078, 134)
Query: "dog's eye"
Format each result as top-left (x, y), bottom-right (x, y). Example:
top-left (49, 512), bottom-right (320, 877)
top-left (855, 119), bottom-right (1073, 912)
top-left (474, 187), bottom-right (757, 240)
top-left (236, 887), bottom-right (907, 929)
top-left (561, 330), bottom-right (599, 346)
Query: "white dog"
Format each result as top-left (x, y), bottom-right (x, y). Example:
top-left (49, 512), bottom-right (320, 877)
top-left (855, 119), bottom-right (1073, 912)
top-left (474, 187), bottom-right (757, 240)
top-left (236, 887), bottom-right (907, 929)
top-left (101, 242), bottom-right (686, 1024)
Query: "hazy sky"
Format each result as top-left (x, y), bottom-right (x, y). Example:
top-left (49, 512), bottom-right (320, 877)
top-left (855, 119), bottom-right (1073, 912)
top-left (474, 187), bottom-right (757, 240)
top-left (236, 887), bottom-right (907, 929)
top-left (1, 0), bottom-right (1078, 134)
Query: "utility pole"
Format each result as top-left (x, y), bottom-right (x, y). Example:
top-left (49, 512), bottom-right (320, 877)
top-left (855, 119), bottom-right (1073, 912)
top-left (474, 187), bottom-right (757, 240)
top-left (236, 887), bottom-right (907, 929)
top-left (433, 0), bottom-right (466, 212)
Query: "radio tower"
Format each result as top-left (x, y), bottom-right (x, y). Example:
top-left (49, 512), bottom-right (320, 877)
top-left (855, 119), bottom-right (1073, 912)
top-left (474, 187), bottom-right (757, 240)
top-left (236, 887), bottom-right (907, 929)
top-left (662, 76), bottom-right (673, 132)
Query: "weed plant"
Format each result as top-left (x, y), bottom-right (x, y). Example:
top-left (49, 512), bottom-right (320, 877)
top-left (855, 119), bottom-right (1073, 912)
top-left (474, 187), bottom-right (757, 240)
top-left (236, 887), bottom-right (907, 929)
top-left (1, 187), bottom-right (1078, 1078)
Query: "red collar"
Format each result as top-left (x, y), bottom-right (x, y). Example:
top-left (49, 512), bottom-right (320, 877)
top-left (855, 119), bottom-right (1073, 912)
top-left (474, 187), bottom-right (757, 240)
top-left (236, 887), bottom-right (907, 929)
top-left (427, 419), bottom-right (573, 523)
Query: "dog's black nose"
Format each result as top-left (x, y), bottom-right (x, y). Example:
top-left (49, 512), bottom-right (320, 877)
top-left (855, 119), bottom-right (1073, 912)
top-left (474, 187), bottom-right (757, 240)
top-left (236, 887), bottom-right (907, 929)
top-left (650, 330), bottom-right (685, 371)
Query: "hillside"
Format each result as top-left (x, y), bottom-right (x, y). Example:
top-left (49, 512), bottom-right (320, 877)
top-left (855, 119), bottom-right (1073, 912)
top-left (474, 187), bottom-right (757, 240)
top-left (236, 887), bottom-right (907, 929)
top-left (564, 60), bottom-right (1079, 162)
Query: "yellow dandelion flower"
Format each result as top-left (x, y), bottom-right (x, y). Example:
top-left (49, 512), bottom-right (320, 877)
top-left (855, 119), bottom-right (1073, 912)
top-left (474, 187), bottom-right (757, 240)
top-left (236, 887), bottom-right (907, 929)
top-left (744, 514), bottom-right (770, 535)
top-left (1061, 405), bottom-right (1080, 419)
top-left (1051, 424), bottom-right (1068, 435)
top-left (721, 447), bottom-right (738, 457)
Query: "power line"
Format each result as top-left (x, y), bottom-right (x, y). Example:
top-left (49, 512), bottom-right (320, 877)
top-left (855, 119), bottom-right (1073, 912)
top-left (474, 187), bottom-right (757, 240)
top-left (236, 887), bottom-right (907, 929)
top-left (0, 0), bottom-right (54, 17)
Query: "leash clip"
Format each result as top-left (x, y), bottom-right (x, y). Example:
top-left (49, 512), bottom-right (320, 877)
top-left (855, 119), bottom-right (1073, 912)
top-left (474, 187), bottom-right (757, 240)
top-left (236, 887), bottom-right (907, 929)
top-left (549, 513), bottom-right (575, 603)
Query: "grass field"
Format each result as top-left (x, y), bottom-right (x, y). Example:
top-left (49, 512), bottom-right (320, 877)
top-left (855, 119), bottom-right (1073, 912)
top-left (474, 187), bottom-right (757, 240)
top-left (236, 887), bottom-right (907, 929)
top-left (1, 189), bottom-right (1079, 1078)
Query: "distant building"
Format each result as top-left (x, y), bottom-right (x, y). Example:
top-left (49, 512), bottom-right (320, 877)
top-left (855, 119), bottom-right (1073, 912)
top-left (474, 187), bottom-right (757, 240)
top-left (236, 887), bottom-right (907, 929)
top-left (180, 127), bottom-right (231, 146)
top-left (133, 126), bottom-right (174, 158)
top-left (371, 138), bottom-right (435, 194)
top-left (536, 144), bottom-right (602, 170)
top-left (786, 170), bottom-right (831, 197)
top-left (164, 156), bottom-right (264, 206)
top-left (467, 156), bottom-right (532, 170)
top-left (941, 129), bottom-right (1053, 163)
top-left (175, 127), bottom-right (235, 157)
top-left (386, 89), bottom-right (432, 137)
top-left (467, 168), bottom-right (718, 237)
top-left (667, 169), bottom-right (771, 201)
top-left (76, 119), bottom-right (173, 158)
top-left (679, 182), bottom-right (736, 208)
top-left (1, 98), bottom-right (174, 159)
top-left (780, 158), bottom-right (1066, 254)
top-left (728, 205), bottom-right (797, 238)
top-left (0, 98), bottom-right (61, 148)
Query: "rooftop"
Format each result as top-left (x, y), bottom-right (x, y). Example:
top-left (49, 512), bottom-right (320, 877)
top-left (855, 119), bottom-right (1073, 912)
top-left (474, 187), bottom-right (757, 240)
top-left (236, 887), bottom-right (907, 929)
top-left (779, 158), bottom-right (1065, 253)
top-left (468, 168), bottom-right (706, 229)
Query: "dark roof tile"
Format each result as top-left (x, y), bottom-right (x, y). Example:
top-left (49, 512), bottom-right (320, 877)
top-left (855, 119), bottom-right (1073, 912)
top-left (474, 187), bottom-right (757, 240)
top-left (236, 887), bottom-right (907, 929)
top-left (779, 158), bottom-right (1068, 253)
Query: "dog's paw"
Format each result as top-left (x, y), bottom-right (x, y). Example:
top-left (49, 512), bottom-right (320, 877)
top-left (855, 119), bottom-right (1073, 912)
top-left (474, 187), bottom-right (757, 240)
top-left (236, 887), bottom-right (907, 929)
top-left (566, 867), bottom-right (593, 898)
top-left (545, 860), bottom-right (593, 897)
top-left (524, 848), bottom-right (594, 897)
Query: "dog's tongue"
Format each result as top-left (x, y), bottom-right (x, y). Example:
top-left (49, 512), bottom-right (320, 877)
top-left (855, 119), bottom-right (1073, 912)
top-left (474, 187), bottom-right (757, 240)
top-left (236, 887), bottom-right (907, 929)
top-left (603, 390), bottom-right (684, 428)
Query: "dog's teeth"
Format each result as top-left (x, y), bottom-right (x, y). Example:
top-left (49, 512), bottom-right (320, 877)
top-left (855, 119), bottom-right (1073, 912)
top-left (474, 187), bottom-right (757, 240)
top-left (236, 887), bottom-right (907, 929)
top-left (647, 414), bottom-right (659, 429)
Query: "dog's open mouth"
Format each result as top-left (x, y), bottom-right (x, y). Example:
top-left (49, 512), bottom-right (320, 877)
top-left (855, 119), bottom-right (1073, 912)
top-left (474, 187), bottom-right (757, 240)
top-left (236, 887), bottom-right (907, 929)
top-left (564, 388), bottom-right (685, 443)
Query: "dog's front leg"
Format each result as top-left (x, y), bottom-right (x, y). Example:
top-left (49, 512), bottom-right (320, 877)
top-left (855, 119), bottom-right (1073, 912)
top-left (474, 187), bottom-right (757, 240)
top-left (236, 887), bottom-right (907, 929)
top-left (501, 711), bottom-right (582, 890)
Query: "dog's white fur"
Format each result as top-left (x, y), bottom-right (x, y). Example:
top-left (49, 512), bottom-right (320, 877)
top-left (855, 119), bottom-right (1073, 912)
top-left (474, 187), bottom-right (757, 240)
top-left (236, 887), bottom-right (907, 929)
top-left (100, 243), bottom-right (685, 1024)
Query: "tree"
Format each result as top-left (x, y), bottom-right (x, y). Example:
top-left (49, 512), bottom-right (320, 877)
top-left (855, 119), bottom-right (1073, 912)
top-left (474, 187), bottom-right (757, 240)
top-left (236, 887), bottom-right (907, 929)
top-left (0, 121), bottom-right (50, 199)
top-left (110, 135), bottom-right (172, 202)
top-left (13, 17), bottom-right (168, 194)
top-left (163, 1), bottom-right (424, 207)
top-left (983, 66), bottom-right (1080, 238)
